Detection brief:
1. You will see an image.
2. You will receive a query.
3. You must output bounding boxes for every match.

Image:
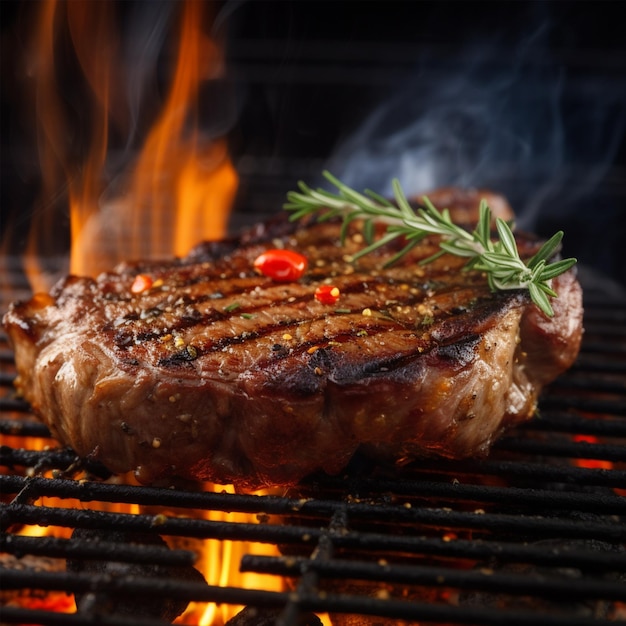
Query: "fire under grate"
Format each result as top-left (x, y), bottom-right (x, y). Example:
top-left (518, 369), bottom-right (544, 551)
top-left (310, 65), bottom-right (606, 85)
top-left (1, 283), bottom-right (625, 626)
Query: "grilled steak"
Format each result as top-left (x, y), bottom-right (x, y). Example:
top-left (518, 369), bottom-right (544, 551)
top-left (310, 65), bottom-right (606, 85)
top-left (3, 192), bottom-right (583, 490)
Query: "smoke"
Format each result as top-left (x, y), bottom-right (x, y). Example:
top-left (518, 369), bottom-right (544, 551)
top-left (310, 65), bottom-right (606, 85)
top-left (120, 1), bottom-right (174, 156)
top-left (324, 15), bottom-right (626, 237)
top-left (112, 1), bottom-right (237, 175)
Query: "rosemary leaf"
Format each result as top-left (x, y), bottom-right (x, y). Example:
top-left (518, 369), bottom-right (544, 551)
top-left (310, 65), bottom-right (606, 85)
top-left (527, 231), bottom-right (565, 269)
top-left (537, 257), bottom-right (578, 281)
top-left (495, 219), bottom-right (520, 259)
top-left (283, 171), bottom-right (577, 316)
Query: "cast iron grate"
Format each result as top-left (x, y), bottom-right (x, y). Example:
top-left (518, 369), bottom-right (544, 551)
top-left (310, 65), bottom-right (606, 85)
top-left (1, 285), bottom-right (625, 626)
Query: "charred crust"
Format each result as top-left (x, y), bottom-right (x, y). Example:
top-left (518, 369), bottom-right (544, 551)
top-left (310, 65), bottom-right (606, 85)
top-left (271, 343), bottom-right (290, 358)
top-left (276, 367), bottom-right (324, 397)
top-left (360, 355), bottom-right (407, 375)
top-left (307, 347), bottom-right (332, 371)
top-left (434, 334), bottom-right (481, 367)
top-left (157, 346), bottom-right (201, 367)
top-left (136, 330), bottom-right (160, 342)
top-left (430, 292), bottom-right (527, 344)
top-left (334, 351), bottom-right (426, 385)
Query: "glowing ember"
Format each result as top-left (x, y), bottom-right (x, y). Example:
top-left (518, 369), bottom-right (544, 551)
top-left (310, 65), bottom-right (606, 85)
top-left (572, 435), bottom-right (613, 472)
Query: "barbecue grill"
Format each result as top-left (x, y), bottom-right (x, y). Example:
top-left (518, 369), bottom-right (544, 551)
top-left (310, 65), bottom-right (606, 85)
top-left (2, 2), bottom-right (626, 624)
top-left (1, 274), bottom-right (625, 626)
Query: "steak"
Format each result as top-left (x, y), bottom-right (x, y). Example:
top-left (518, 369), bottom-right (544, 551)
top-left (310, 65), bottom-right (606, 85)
top-left (3, 191), bottom-right (583, 490)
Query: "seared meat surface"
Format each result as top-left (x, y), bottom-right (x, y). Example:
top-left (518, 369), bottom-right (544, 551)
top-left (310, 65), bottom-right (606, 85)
top-left (3, 194), bottom-right (583, 489)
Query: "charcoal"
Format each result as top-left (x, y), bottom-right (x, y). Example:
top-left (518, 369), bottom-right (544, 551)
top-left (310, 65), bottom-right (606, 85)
top-left (225, 606), bottom-right (323, 625)
top-left (66, 528), bottom-right (206, 622)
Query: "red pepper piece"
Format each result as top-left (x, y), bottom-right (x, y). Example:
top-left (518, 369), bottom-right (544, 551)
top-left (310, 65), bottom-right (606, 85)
top-left (131, 274), bottom-right (153, 294)
top-left (314, 284), bottom-right (341, 305)
top-left (253, 249), bottom-right (308, 282)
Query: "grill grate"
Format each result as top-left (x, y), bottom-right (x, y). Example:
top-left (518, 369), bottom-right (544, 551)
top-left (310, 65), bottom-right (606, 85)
top-left (1, 283), bottom-right (625, 626)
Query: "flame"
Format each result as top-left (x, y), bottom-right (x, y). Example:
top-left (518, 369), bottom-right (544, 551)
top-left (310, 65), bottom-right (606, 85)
top-left (176, 485), bottom-right (284, 626)
top-left (25, 0), bottom-right (237, 284)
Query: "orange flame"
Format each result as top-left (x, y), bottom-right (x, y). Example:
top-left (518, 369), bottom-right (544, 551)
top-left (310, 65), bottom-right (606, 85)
top-left (28, 0), bottom-right (237, 283)
top-left (20, 0), bottom-right (71, 295)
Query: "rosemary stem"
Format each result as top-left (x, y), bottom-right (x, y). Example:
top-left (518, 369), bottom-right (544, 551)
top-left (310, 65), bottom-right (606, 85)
top-left (284, 171), bottom-right (577, 317)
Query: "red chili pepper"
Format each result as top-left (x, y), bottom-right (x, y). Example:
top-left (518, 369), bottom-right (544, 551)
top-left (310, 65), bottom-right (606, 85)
top-left (314, 284), bottom-right (341, 305)
top-left (131, 274), bottom-right (153, 294)
top-left (253, 249), bottom-right (308, 282)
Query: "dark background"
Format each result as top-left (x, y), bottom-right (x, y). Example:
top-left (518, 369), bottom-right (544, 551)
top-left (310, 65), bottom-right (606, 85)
top-left (2, 1), bottom-right (625, 289)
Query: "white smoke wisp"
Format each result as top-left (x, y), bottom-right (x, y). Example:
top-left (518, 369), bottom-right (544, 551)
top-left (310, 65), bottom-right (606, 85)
top-left (324, 22), bottom-right (625, 235)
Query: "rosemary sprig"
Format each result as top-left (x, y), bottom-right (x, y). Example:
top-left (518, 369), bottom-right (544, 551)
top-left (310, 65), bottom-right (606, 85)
top-left (284, 170), bottom-right (577, 317)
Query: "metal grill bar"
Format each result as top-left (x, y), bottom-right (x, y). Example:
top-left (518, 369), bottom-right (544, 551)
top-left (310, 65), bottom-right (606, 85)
top-left (525, 412), bottom-right (626, 435)
top-left (1, 501), bottom-right (625, 570)
top-left (1, 569), bottom-right (290, 617)
top-left (1, 479), bottom-right (625, 543)
top-left (2, 490), bottom-right (624, 570)
top-left (571, 355), bottom-right (626, 373)
top-left (7, 500), bottom-right (621, 547)
top-left (493, 437), bottom-right (626, 461)
top-left (535, 395), bottom-right (626, 415)
top-left (1, 473), bottom-right (624, 517)
top-left (3, 569), bottom-right (626, 626)
top-left (386, 458), bottom-right (626, 489)
top-left (241, 555), bottom-right (626, 601)
top-left (1, 535), bottom-right (196, 567)
top-left (3, 593), bottom-right (624, 626)
top-left (0, 416), bottom-right (50, 436)
top-left (0, 607), bottom-right (177, 626)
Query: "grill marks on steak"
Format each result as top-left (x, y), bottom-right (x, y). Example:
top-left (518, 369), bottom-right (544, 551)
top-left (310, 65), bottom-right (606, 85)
top-left (105, 271), bottom-right (502, 391)
top-left (98, 254), bottom-right (502, 375)
top-left (3, 208), bottom-right (583, 490)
